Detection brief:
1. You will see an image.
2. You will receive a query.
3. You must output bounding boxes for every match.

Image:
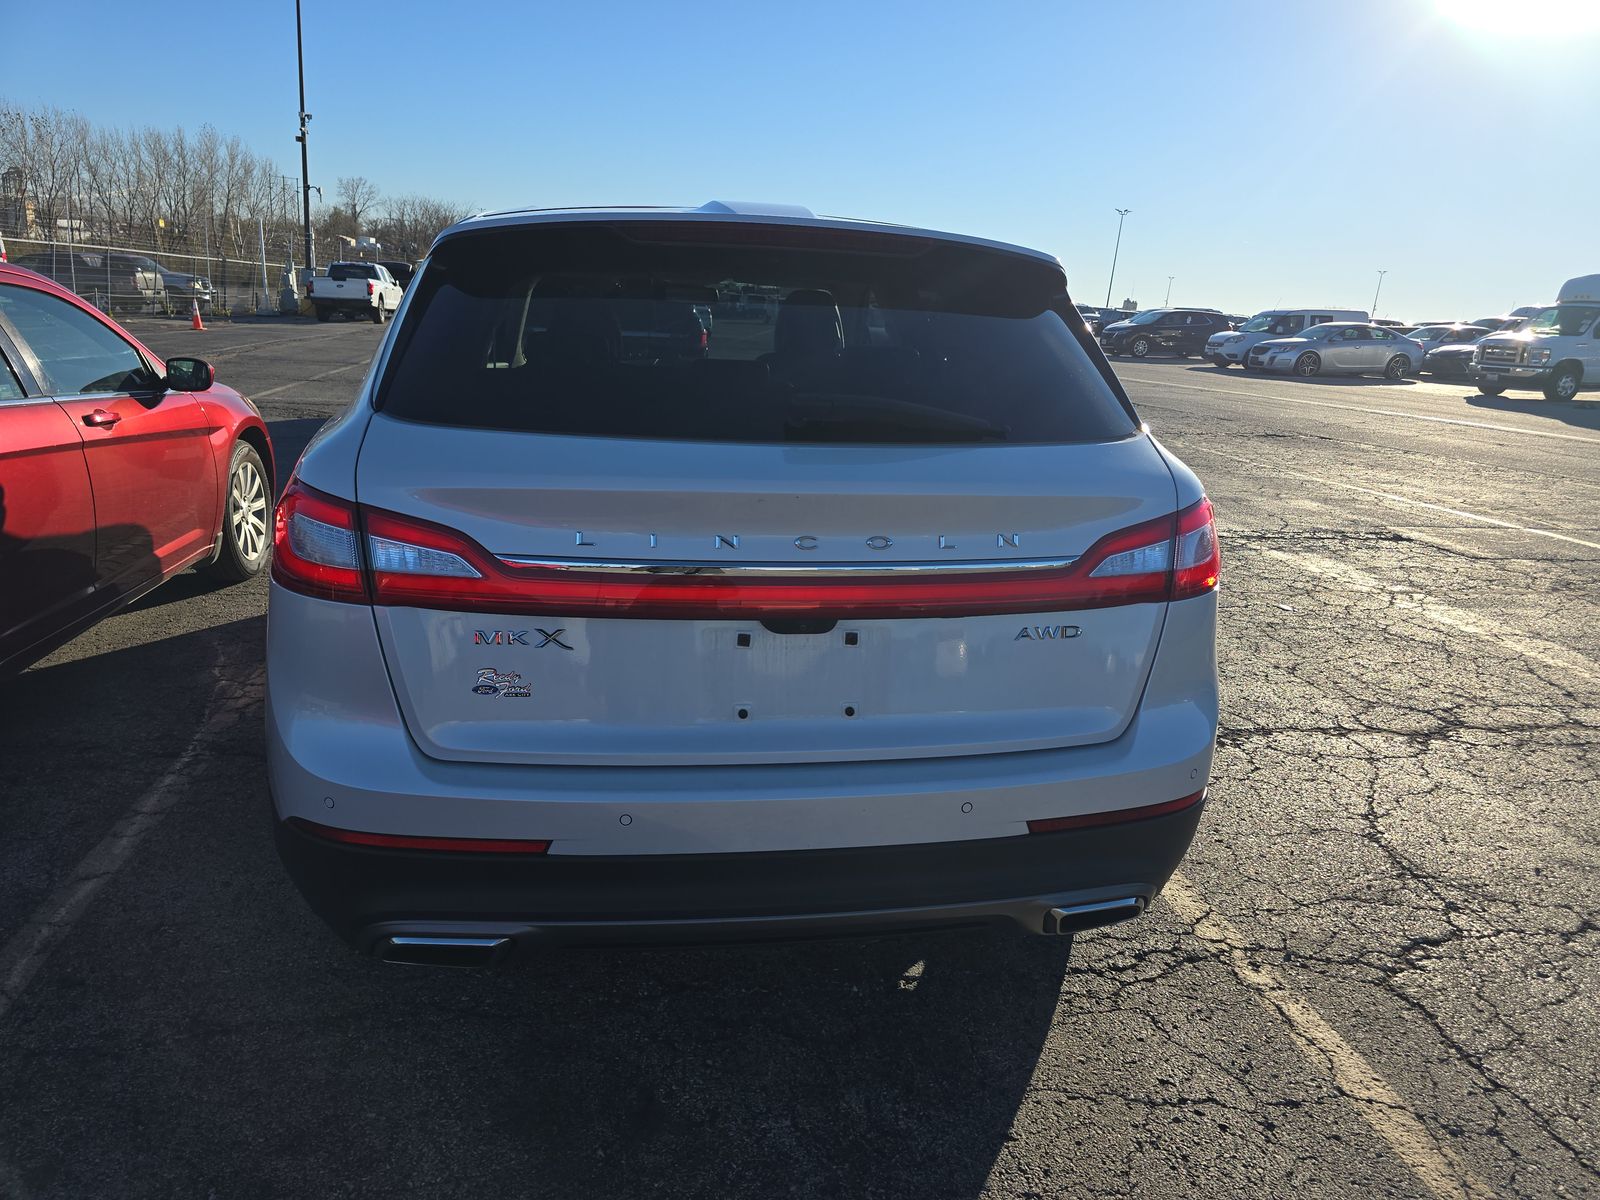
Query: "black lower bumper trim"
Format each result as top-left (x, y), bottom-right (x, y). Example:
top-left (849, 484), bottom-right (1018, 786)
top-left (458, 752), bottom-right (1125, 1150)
top-left (275, 799), bottom-right (1206, 953)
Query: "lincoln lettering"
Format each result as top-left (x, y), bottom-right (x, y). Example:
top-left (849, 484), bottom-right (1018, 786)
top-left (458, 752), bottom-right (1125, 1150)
top-left (567, 532), bottom-right (1021, 552)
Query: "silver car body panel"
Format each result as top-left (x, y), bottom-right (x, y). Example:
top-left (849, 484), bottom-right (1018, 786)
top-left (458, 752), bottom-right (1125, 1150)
top-left (266, 582), bottom-right (1217, 854)
top-left (354, 415), bottom-right (1180, 766)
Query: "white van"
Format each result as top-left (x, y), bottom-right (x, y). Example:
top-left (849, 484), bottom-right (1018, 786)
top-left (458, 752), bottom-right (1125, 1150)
top-left (1206, 308), bottom-right (1368, 368)
top-left (1473, 276), bottom-right (1600, 401)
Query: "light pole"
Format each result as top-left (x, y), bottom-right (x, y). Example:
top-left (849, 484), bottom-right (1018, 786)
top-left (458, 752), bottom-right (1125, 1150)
top-left (1165, 276), bottom-right (1175, 306)
top-left (1372, 269), bottom-right (1387, 316)
top-left (294, 0), bottom-right (316, 272)
top-left (1104, 208), bottom-right (1131, 309)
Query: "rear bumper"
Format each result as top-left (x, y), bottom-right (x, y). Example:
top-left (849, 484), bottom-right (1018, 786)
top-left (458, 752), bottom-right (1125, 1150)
top-left (265, 583), bottom-right (1218, 952)
top-left (274, 797), bottom-right (1206, 954)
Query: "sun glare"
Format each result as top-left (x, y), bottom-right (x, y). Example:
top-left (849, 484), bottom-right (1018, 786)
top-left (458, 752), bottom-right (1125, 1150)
top-left (1436, 0), bottom-right (1600, 35)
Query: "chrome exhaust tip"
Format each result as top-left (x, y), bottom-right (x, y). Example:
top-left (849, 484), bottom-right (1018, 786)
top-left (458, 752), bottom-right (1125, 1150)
top-left (381, 935), bottom-right (511, 968)
top-left (1043, 897), bottom-right (1146, 936)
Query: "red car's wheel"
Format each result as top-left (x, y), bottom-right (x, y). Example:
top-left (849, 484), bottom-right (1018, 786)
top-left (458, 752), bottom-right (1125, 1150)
top-left (203, 441), bottom-right (271, 581)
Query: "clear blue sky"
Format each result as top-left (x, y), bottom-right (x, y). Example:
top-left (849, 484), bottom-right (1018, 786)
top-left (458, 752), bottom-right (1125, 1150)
top-left (8, 0), bottom-right (1599, 319)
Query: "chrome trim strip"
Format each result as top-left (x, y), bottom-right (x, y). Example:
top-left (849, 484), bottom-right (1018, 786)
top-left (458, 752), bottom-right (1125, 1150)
top-left (495, 554), bottom-right (1080, 577)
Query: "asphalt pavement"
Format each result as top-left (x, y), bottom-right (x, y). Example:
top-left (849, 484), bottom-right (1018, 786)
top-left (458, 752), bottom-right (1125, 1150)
top-left (0, 321), bottom-right (1596, 1199)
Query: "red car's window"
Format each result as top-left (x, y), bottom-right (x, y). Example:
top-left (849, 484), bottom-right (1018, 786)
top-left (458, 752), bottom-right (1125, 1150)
top-left (0, 349), bottom-right (23, 401)
top-left (0, 285), bottom-right (154, 396)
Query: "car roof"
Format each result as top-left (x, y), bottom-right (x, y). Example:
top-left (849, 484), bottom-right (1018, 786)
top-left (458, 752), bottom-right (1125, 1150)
top-left (435, 199), bottom-right (1063, 269)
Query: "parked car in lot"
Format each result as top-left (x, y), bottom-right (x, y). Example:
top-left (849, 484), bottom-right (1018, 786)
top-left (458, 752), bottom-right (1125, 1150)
top-left (12, 251), bottom-right (159, 304)
top-left (307, 261), bottom-right (405, 323)
top-left (12, 250), bottom-right (213, 311)
top-left (378, 260), bottom-right (416, 289)
top-left (1473, 275), bottom-right (1600, 400)
top-left (1423, 342), bottom-right (1488, 380)
top-left (111, 252), bottom-right (214, 311)
top-left (1421, 322), bottom-right (1523, 379)
top-left (0, 264), bottom-right (273, 675)
top-left (266, 200), bottom-right (1220, 965)
top-left (1206, 308), bottom-right (1367, 368)
top-left (1469, 315), bottom-right (1531, 334)
top-left (1247, 321), bottom-right (1424, 378)
top-left (1408, 323), bottom-right (1490, 355)
top-left (1098, 308), bottom-right (1231, 358)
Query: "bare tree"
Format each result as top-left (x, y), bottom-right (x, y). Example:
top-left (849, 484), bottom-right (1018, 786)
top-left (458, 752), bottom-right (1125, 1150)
top-left (0, 95), bottom-right (468, 306)
top-left (373, 193), bottom-right (471, 261)
top-left (336, 175), bottom-right (380, 234)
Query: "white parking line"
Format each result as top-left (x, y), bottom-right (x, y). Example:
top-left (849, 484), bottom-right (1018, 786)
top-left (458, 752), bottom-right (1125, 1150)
top-left (0, 649), bottom-right (261, 1028)
top-left (1163, 873), bottom-right (1495, 1200)
top-left (1263, 548), bottom-right (1600, 685)
top-left (1121, 372), bottom-right (1600, 447)
top-left (196, 331), bottom-right (350, 363)
top-left (252, 362), bottom-right (361, 398)
top-left (1185, 444), bottom-right (1600, 553)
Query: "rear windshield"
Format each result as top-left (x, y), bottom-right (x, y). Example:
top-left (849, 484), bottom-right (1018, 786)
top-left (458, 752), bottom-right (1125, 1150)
top-left (328, 262), bottom-right (378, 280)
top-left (377, 223), bottom-right (1137, 445)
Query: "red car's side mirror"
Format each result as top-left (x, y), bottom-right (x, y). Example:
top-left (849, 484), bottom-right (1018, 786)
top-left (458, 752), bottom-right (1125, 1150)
top-left (164, 356), bottom-right (214, 392)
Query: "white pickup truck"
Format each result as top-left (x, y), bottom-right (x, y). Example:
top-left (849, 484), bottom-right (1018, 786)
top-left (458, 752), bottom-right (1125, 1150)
top-left (307, 261), bottom-right (405, 324)
top-left (1473, 275), bottom-right (1600, 401)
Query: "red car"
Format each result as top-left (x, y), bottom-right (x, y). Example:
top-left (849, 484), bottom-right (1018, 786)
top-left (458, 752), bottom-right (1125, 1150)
top-left (0, 263), bottom-right (274, 674)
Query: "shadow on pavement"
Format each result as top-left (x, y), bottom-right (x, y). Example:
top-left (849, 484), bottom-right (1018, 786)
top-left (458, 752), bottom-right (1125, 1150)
top-left (1465, 391), bottom-right (1600, 432)
top-left (265, 416), bottom-right (332, 490)
top-left (7, 832), bottom-right (1074, 1198)
top-left (2, 599), bottom-right (1073, 1198)
top-left (0, 616), bottom-right (263, 948)
top-left (1182, 363), bottom-right (1419, 387)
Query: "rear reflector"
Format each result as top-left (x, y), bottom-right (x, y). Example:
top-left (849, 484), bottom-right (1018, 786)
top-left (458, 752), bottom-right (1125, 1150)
top-left (289, 817), bottom-right (550, 855)
top-left (1026, 789), bottom-right (1205, 835)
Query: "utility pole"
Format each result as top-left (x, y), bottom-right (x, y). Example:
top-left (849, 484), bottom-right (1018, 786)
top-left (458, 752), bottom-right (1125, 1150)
top-left (1371, 269), bottom-right (1387, 317)
top-left (1105, 208), bottom-right (1131, 309)
top-left (1165, 276), bottom-right (1175, 306)
top-left (294, 0), bottom-right (315, 272)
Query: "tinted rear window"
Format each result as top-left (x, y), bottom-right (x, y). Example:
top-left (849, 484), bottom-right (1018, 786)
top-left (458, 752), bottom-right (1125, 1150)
top-left (377, 223), bottom-right (1137, 445)
top-left (328, 263), bottom-right (377, 280)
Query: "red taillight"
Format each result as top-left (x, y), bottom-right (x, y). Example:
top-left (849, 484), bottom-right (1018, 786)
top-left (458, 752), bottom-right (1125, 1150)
top-left (305, 279), bottom-right (313, 294)
top-left (366, 281), bottom-right (375, 296)
top-left (289, 817), bottom-right (549, 854)
top-left (1027, 789), bottom-right (1206, 835)
top-left (358, 503), bottom-right (1199, 619)
top-left (1172, 497), bottom-right (1220, 600)
top-left (271, 479), bottom-right (368, 602)
top-left (278, 491), bottom-right (1219, 619)
top-left (697, 327), bottom-right (709, 351)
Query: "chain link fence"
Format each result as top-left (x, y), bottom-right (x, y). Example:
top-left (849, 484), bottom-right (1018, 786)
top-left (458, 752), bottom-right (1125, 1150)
top-left (3, 230), bottom-right (300, 318)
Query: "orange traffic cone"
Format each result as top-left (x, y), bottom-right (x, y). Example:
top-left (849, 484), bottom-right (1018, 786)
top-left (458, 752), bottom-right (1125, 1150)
top-left (190, 299), bottom-right (205, 331)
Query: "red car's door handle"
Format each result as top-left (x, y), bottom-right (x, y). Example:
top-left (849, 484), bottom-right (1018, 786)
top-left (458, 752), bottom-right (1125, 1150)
top-left (82, 409), bottom-right (122, 428)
